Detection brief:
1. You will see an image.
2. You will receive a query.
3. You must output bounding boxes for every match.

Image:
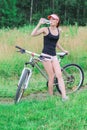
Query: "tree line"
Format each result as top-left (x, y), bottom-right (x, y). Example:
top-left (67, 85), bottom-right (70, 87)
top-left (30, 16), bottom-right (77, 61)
top-left (0, 0), bottom-right (87, 28)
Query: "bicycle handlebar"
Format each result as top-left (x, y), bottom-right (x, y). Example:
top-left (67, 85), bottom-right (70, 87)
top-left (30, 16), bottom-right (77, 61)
top-left (15, 45), bottom-right (40, 57)
top-left (15, 46), bottom-right (25, 54)
top-left (15, 46), bottom-right (23, 50)
top-left (57, 52), bottom-right (67, 58)
top-left (15, 45), bottom-right (67, 58)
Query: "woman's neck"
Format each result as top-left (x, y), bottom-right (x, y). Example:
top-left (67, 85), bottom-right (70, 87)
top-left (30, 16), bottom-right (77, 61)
top-left (50, 26), bottom-right (57, 30)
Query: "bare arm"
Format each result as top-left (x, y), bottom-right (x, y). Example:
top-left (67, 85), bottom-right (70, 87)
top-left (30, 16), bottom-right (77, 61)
top-left (56, 42), bottom-right (68, 54)
top-left (56, 28), bottom-right (68, 54)
top-left (31, 18), bottom-right (46, 36)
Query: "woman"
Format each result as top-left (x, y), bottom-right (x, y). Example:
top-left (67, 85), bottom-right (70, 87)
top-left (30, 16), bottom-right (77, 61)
top-left (31, 14), bottom-right (68, 101)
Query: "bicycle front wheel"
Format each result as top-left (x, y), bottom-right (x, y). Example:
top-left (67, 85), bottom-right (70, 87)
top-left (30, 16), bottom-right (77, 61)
top-left (14, 68), bottom-right (31, 104)
top-left (62, 64), bottom-right (84, 94)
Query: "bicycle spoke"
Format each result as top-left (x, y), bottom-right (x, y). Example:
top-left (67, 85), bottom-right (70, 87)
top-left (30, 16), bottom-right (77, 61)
top-left (62, 64), bottom-right (84, 94)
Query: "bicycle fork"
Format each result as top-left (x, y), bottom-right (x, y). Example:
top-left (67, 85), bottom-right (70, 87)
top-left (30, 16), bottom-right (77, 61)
top-left (18, 67), bottom-right (32, 89)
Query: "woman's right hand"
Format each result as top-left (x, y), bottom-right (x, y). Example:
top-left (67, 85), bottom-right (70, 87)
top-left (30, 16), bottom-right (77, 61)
top-left (39, 18), bottom-right (46, 25)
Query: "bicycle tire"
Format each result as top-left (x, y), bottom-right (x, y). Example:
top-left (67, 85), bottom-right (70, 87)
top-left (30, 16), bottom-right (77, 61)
top-left (60, 64), bottom-right (84, 94)
top-left (14, 69), bottom-right (30, 104)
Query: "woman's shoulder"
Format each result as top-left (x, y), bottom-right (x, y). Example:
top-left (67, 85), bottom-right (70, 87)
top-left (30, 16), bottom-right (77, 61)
top-left (58, 27), bottom-right (62, 33)
top-left (42, 27), bottom-right (49, 34)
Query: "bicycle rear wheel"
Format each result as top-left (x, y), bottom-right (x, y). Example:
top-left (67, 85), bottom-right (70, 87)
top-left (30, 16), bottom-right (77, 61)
top-left (61, 64), bottom-right (84, 94)
top-left (14, 69), bottom-right (31, 104)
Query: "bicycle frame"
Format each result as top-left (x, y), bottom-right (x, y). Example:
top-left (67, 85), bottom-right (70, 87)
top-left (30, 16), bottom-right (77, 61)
top-left (34, 62), bottom-right (48, 80)
top-left (23, 57), bottom-right (48, 89)
top-left (15, 45), bottom-right (67, 89)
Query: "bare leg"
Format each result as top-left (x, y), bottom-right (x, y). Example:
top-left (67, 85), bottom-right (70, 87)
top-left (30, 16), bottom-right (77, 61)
top-left (52, 58), bottom-right (66, 98)
top-left (42, 60), bottom-right (54, 95)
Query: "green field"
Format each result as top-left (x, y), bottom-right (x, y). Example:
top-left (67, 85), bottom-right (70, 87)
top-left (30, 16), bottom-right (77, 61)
top-left (0, 25), bottom-right (87, 130)
top-left (0, 90), bottom-right (87, 130)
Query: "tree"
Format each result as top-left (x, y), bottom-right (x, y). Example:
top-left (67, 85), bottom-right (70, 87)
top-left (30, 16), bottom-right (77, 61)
top-left (0, 0), bottom-right (87, 28)
top-left (0, 0), bottom-right (17, 27)
top-left (30, 0), bottom-right (33, 24)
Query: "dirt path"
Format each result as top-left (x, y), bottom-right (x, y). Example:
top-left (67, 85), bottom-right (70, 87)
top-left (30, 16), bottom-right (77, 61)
top-left (0, 85), bottom-right (87, 104)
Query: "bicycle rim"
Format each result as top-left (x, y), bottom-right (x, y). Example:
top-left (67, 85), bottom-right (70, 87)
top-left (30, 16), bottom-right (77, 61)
top-left (14, 69), bottom-right (30, 104)
top-left (62, 64), bottom-right (84, 94)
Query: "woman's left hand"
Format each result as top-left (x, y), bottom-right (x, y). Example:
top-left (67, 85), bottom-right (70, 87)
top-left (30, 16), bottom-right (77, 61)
top-left (64, 50), bottom-right (69, 55)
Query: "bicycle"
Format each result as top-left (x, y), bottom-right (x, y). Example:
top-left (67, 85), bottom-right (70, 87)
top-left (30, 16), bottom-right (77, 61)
top-left (14, 46), bottom-right (84, 104)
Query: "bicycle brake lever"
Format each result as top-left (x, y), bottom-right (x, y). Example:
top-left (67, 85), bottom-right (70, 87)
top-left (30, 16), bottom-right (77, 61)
top-left (16, 49), bottom-right (25, 53)
top-left (16, 50), bottom-right (20, 53)
top-left (20, 49), bottom-right (25, 54)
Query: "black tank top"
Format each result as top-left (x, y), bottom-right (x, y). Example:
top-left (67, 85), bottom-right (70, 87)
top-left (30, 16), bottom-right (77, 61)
top-left (42, 28), bottom-right (59, 56)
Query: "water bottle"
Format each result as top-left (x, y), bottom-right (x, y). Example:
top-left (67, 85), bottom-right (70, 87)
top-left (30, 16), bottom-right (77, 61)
top-left (43, 19), bottom-right (50, 24)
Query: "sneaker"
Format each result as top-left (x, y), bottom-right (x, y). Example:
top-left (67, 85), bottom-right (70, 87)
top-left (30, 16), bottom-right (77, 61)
top-left (62, 96), bottom-right (69, 102)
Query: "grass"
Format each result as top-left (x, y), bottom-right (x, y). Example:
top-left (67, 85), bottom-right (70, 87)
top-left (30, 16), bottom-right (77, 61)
top-left (0, 25), bottom-right (87, 130)
top-left (0, 90), bottom-right (87, 130)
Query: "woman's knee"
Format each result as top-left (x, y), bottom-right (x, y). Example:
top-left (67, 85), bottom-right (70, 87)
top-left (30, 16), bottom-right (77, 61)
top-left (56, 72), bottom-right (63, 80)
top-left (49, 75), bottom-right (54, 80)
top-left (48, 75), bottom-right (54, 82)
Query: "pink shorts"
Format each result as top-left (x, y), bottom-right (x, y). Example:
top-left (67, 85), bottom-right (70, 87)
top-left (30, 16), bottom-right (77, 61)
top-left (40, 53), bottom-right (57, 61)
